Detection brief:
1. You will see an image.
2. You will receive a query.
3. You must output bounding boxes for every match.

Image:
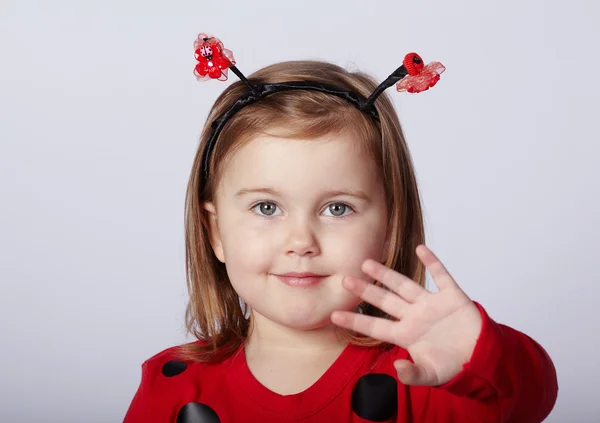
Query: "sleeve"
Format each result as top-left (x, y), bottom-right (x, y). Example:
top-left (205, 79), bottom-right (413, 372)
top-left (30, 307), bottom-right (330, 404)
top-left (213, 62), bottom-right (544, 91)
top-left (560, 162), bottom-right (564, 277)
top-left (410, 302), bottom-right (558, 422)
top-left (122, 359), bottom-right (178, 423)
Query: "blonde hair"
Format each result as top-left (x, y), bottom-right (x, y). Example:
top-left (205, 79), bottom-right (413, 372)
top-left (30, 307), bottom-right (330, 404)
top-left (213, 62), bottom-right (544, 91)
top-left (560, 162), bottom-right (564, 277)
top-left (178, 60), bottom-right (426, 363)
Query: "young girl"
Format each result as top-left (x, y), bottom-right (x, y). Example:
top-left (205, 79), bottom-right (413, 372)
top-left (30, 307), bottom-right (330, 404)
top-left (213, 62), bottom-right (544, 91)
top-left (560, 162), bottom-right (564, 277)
top-left (123, 34), bottom-right (558, 423)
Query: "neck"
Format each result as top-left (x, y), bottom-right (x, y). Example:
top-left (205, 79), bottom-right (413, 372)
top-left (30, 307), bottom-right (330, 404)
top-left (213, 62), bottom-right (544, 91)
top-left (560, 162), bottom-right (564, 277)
top-left (245, 310), bottom-right (348, 356)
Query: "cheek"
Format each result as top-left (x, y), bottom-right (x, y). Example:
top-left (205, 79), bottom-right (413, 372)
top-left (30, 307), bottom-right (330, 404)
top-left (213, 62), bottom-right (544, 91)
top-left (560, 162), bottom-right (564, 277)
top-left (221, 235), bottom-right (267, 301)
top-left (221, 221), bottom-right (274, 272)
top-left (326, 216), bottom-right (388, 278)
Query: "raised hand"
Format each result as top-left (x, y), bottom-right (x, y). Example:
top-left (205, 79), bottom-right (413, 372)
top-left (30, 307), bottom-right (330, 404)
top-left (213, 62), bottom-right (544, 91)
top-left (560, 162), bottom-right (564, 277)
top-left (331, 244), bottom-right (483, 386)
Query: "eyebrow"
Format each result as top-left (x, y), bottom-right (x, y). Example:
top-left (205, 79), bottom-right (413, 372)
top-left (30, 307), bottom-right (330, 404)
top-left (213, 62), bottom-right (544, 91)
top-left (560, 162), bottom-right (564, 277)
top-left (234, 187), bottom-right (371, 202)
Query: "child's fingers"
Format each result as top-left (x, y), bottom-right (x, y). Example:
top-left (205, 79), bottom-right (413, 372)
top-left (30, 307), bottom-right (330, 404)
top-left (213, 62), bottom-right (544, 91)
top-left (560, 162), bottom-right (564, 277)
top-left (394, 360), bottom-right (435, 386)
top-left (361, 259), bottom-right (429, 303)
top-left (341, 276), bottom-right (409, 319)
top-left (330, 311), bottom-right (399, 345)
top-left (416, 245), bottom-right (460, 292)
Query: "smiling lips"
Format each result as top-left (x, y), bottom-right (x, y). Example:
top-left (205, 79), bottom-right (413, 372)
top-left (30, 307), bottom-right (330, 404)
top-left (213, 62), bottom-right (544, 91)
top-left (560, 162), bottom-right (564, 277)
top-left (275, 272), bottom-right (328, 287)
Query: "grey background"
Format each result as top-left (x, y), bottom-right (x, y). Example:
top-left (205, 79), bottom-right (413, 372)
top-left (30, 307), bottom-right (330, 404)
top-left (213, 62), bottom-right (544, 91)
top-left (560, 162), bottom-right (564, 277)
top-left (1, 0), bottom-right (598, 421)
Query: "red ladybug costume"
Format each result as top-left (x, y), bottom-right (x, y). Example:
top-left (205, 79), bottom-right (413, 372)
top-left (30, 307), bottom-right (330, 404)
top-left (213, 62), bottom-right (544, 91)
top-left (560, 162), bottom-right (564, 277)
top-left (123, 303), bottom-right (557, 422)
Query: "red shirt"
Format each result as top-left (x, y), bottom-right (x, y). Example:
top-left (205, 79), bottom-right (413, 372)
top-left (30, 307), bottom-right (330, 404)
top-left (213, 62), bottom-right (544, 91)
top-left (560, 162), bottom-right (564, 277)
top-left (123, 303), bottom-right (558, 422)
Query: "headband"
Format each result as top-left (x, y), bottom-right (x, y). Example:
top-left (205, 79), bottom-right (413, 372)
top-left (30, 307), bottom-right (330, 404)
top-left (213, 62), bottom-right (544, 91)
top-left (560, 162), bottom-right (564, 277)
top-left (193, 33), bottom-right (445, 185)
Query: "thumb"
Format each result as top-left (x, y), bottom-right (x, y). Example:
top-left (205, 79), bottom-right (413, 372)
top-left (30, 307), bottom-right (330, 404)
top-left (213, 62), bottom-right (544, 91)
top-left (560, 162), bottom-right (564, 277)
top-left (393, 359), bottom-right (433, 386)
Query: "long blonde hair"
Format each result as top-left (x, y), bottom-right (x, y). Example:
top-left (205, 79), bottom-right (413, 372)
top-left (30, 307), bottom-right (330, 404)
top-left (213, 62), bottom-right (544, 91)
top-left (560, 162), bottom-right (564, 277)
top-left (178, 60), bottom-right (426, 363)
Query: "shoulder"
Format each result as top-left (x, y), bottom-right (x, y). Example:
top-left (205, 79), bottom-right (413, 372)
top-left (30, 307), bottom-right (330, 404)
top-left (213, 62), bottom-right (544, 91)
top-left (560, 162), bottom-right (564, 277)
top-left (140, 340), bottom-right (210, 377)
top-left (143, 342), bottom-right (190, 366)
top-left (123, 341), bottom-right (219, 422)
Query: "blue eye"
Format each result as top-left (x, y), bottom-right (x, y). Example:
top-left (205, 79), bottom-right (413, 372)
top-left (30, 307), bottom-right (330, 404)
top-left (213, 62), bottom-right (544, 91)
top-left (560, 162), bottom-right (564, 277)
top-left (253, 202), bottom-right (279, 216)
top-left (250, 202), bottom-right (354, 218)
top-left (324, 203), bottom-right (352, 217)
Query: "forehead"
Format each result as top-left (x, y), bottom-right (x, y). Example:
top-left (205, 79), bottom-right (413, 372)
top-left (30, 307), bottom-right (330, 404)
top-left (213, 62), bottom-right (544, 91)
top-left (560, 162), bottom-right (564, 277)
top-left (217, 132), bottom-right (381, 197)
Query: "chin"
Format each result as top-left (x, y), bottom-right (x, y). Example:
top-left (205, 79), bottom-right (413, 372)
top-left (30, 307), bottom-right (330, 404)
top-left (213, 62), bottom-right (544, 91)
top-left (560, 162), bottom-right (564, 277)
top-left (273, 299), bottom-right (359, 331)
top-left (276, 312), bottom-right (333, 331)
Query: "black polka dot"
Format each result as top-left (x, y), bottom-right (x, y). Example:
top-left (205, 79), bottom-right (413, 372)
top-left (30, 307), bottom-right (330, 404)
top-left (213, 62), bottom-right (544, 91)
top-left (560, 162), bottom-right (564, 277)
top-left (351, 373), bottom-right (398, 421)
top-left (177, 402), bottom-right (220, 423)
top-left (161, 360), bottom-right (187, 377)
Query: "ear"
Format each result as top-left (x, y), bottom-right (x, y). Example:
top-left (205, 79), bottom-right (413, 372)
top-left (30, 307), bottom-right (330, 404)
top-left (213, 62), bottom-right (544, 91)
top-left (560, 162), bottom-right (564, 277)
top-left (202, 201), bottom-right (225, 263)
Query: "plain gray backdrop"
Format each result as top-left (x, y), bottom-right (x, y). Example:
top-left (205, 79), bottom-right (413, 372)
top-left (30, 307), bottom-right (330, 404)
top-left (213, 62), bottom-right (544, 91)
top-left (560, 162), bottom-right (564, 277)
top-left (1, 0), bottom-right (598, 421)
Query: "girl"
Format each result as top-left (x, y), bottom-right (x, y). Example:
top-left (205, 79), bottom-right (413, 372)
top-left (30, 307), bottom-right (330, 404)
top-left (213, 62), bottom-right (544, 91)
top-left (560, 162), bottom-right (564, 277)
top-left (123, 34), bottom-right (558, 423)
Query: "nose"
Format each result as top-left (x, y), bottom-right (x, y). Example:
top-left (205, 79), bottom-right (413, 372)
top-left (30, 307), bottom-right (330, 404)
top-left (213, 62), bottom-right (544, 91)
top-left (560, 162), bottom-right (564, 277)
top-left (284, 217), bottom-right (321, 257)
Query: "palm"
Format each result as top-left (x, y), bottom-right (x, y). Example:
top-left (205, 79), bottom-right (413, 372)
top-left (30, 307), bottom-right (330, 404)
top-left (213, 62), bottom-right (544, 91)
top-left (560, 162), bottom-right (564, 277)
top-left (331, 245), bottom-right (482, 386)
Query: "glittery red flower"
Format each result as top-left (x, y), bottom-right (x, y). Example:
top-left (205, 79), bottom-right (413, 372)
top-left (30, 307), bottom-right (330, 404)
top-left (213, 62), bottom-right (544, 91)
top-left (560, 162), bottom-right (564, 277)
top-left (193, 33), bottom-right (236, 82)
top-left (396, 53), bottom-right (446, 94)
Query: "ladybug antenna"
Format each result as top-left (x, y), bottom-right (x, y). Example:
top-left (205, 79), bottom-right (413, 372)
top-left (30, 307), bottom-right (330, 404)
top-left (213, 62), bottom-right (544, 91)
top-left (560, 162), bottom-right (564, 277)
top-left (194, 35), bottom-right (445, 185)
top-left (363, 64), bottom-right (408, 111)
top-left (228, 65), bottom-right (259, 95)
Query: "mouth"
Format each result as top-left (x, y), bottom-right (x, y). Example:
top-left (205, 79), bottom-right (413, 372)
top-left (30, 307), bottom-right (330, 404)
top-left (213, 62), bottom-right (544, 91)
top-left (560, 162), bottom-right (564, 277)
top-left (273, 273), bottom-right (329, 287)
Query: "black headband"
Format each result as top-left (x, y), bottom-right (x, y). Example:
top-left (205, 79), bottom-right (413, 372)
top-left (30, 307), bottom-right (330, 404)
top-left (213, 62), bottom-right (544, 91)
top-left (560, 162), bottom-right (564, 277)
top-left (193, 33), bottom-right (445, 186)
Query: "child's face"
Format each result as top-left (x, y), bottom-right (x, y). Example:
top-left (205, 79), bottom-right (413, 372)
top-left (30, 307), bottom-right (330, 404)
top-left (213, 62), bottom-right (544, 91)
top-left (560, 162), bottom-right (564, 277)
top-left (204, 130), bottom-right (390, 332)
